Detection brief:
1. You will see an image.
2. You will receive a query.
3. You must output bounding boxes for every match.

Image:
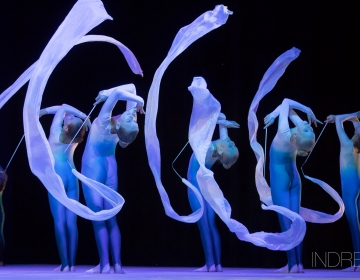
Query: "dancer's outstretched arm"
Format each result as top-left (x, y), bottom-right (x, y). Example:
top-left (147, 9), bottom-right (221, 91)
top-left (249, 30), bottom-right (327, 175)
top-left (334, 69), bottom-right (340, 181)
top-left (326, 113), bottom-right (359, 146)
top-left (265, 99), bottom-right (319, 129)
top-left (216, 113), bottom-right (239, 139)
top-left (44, 104), bottom-right (89, 136)
top-left (350, 116), bottom-right (360, 130)
top-left (39, 106), bottom-right (61, 117)
top-left (94, 84), bottom-right (145, 125)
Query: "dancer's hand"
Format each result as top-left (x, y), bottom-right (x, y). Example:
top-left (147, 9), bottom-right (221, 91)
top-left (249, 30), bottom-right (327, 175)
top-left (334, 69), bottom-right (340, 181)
top-left (94, 92), bottom-right (108, 105)
top-left (264, 114), bottom-right (275, 129)
top-left (136, 104), bottom-right (146, 114)
top-left (325, 115), bottom-right (336, 123)
top-left (217, 119), bottom-right (240, 128)
top-left (307, 112), bottom-right (322, 127)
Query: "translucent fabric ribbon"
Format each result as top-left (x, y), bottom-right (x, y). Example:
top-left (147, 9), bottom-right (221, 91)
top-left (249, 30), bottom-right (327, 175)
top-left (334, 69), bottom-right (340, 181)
top-left (189, 78), bottom-right (303, 250)
top-left (2, 0), bottom-right (142, 220)
top-left (0, 35), bottom-right (143, 109)
top-left (248, 47), bottom-right (343, 231)
top-left (144, 5), bottom-right (232, 223)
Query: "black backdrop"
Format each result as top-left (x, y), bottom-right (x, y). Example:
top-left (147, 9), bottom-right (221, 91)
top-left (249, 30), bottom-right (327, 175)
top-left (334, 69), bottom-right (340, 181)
top-left (0, 0), bottom-right (359, 269)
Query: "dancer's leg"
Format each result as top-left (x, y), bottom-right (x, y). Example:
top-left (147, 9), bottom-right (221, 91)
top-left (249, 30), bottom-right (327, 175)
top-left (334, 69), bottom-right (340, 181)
top-left (65, 174), bottom-right (79, 267)
top-left (342, 175), bottom-right (360, 267)
top-left (104, 157), bottom-right (121, 266)
top-left (82, 160), bottom-right (110, 270)
top-left (289, 164), bottom-right (303, 269)
top-left (207, 202), bottom-right (221, 267)
top-left (48, 192), bottom-right (68, 270)
top-left (270, 162), bottom-right (297, 271)
top-left (188, 188), bottom-right (215, 270)
top-left (0, 194), bottom-right (4, 264)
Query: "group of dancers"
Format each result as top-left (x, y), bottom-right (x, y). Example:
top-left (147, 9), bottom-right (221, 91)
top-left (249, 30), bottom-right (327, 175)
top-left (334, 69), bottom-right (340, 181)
top-left (0, 0), bottom-right (359, 275)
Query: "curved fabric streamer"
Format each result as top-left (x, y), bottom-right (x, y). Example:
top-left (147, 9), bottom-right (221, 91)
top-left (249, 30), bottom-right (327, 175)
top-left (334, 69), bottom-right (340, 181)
top-left (19, 0), bottom-right (141, 221)
top-left (144, 5), bottom-right (232, 223)
top-left (188, 82), bottom-right (303, 251)
top-left (76, 35), bottom-right (143, 76)
top-left (300, 175), bottom-right (344, 223)
top-left (0, 34), bottom-right (142, 109)
top-left (0, 62), bottom-right (37, 109)
top-left (248, 47), bottom-right (343, 225)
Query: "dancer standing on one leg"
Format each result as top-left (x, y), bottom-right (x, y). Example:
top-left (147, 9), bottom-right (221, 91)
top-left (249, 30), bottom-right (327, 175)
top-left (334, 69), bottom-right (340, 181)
top-left (82, 84), bottom-right (145, 274)
top-left (188, 112), bottom-right (239, 272)
top-left (40, 105), bottom-right (90, 272)
top-left (265, 98), bottom-right (321, 273)
top-left (0, 166), bottom-right (8, 266)
top-left (325, 112), bottom-right (360, 272)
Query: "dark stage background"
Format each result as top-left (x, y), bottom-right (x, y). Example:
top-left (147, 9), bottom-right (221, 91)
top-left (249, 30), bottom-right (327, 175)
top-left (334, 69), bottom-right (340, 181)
top-left (0, 0), bottom-right (359, 269)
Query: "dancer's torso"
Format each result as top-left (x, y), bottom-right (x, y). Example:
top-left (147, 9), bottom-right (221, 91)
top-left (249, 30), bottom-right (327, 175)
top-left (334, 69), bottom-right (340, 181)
top-left (48, 126), bottom-right (77, 168)
top-left (340, 139), bottom-right (360, 180)
top-left (270, 129), bottom-right (297, 165)
top-left (82, 117), bottom-right (119, 162)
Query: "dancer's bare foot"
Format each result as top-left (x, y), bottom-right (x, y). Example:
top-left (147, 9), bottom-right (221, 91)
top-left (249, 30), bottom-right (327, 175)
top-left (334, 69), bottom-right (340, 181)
top-left (274, 264), bottom-right (289, 273)
top-left (208, 264), bottom-right (216, 272)
top-left (114, 263), bottom-right (125, 274)
top-left (194, 264), bottom-right (208, 272)
top-left (342, 266), bottom-right (360, 272)
top-left (275, 264), bottom-right (299, 273)
top-left (298, 264), bottom-right (304, 273)
top-left (101, 264), bottom-right (110, 274)
top-left (53, 265), bottom-right (61, 271)
top-left (216, 264), bottom-right (223, 272)
top-left (289, 264), bottom-right (299, 273)
top-left (86, 264), bottom-right (100, 274)
top-left (194, 264), bottom-right (216, 272)
top-left (70, 266), bottom-right (76, 272)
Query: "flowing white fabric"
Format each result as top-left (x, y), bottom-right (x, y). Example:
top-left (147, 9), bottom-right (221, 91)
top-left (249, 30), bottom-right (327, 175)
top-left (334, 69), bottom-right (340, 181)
top-left (144, 5), bottom-right (232, 223)
top-left (188, 78), bottom-right (304, 250)
top-left (0, 34), bottom-right (142, 109)
top-left (248, 47), bottom-right (344, 227)
top-left (0, 0), bottom-right (143, 221)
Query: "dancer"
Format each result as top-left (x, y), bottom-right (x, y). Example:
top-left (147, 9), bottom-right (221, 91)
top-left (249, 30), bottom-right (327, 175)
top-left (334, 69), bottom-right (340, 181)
top-left (187, 112), bottom-right (239, 272)
top-left (0, 166), bottom-right (7, 266)
top-left (82, 84), bottom-right (145, 274)
top-left (265, 98), bottom-right (321, 273)
top-left (325, 112), bottom-right (360, 272)
top-left (40, 105), bottom-right (90, 272)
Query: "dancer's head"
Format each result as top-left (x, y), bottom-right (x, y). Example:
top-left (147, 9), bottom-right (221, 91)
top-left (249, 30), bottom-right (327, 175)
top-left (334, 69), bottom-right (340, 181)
top-left (213, 137), bottom-right (239, 169)
top-left (291, 121), bottom-right (315, 156)
top-left (0, 166), bottom-right (7, 192)
top-left (63, 114), bottom-right (86, 143)
top-left (114, 108), bottom-right (139, 148)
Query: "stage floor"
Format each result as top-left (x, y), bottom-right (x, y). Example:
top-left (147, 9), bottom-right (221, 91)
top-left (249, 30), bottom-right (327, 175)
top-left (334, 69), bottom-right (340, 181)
top-left (0, 265), bottom-right (358, 280)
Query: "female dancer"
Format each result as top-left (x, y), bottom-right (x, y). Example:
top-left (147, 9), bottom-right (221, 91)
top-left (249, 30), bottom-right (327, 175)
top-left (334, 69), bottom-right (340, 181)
top-left (325, 112), bottom-right (360, 272)
top-left (40, 105), bottom-right (90, 272)
top-left (82, 83), bottom-right (145, 274)
top-left (0, 166), bottom-right (7, 266)
top-left (265, 98), bottom-right (320, 273)
top-left (187, 112), bottom-right (239, 272)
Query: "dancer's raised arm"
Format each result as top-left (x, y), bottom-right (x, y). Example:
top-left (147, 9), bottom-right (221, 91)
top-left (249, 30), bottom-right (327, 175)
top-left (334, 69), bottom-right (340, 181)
top-left (95, 84), bottom-right (144, 125)
top-left (326, 112), bottom-right (360, 148)
top-left (41, 104), bottom-right (90, 146)
top-left (264, 99), bottom-right (320, 129)
top-left (216, 113), bottom-right (239, 139)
